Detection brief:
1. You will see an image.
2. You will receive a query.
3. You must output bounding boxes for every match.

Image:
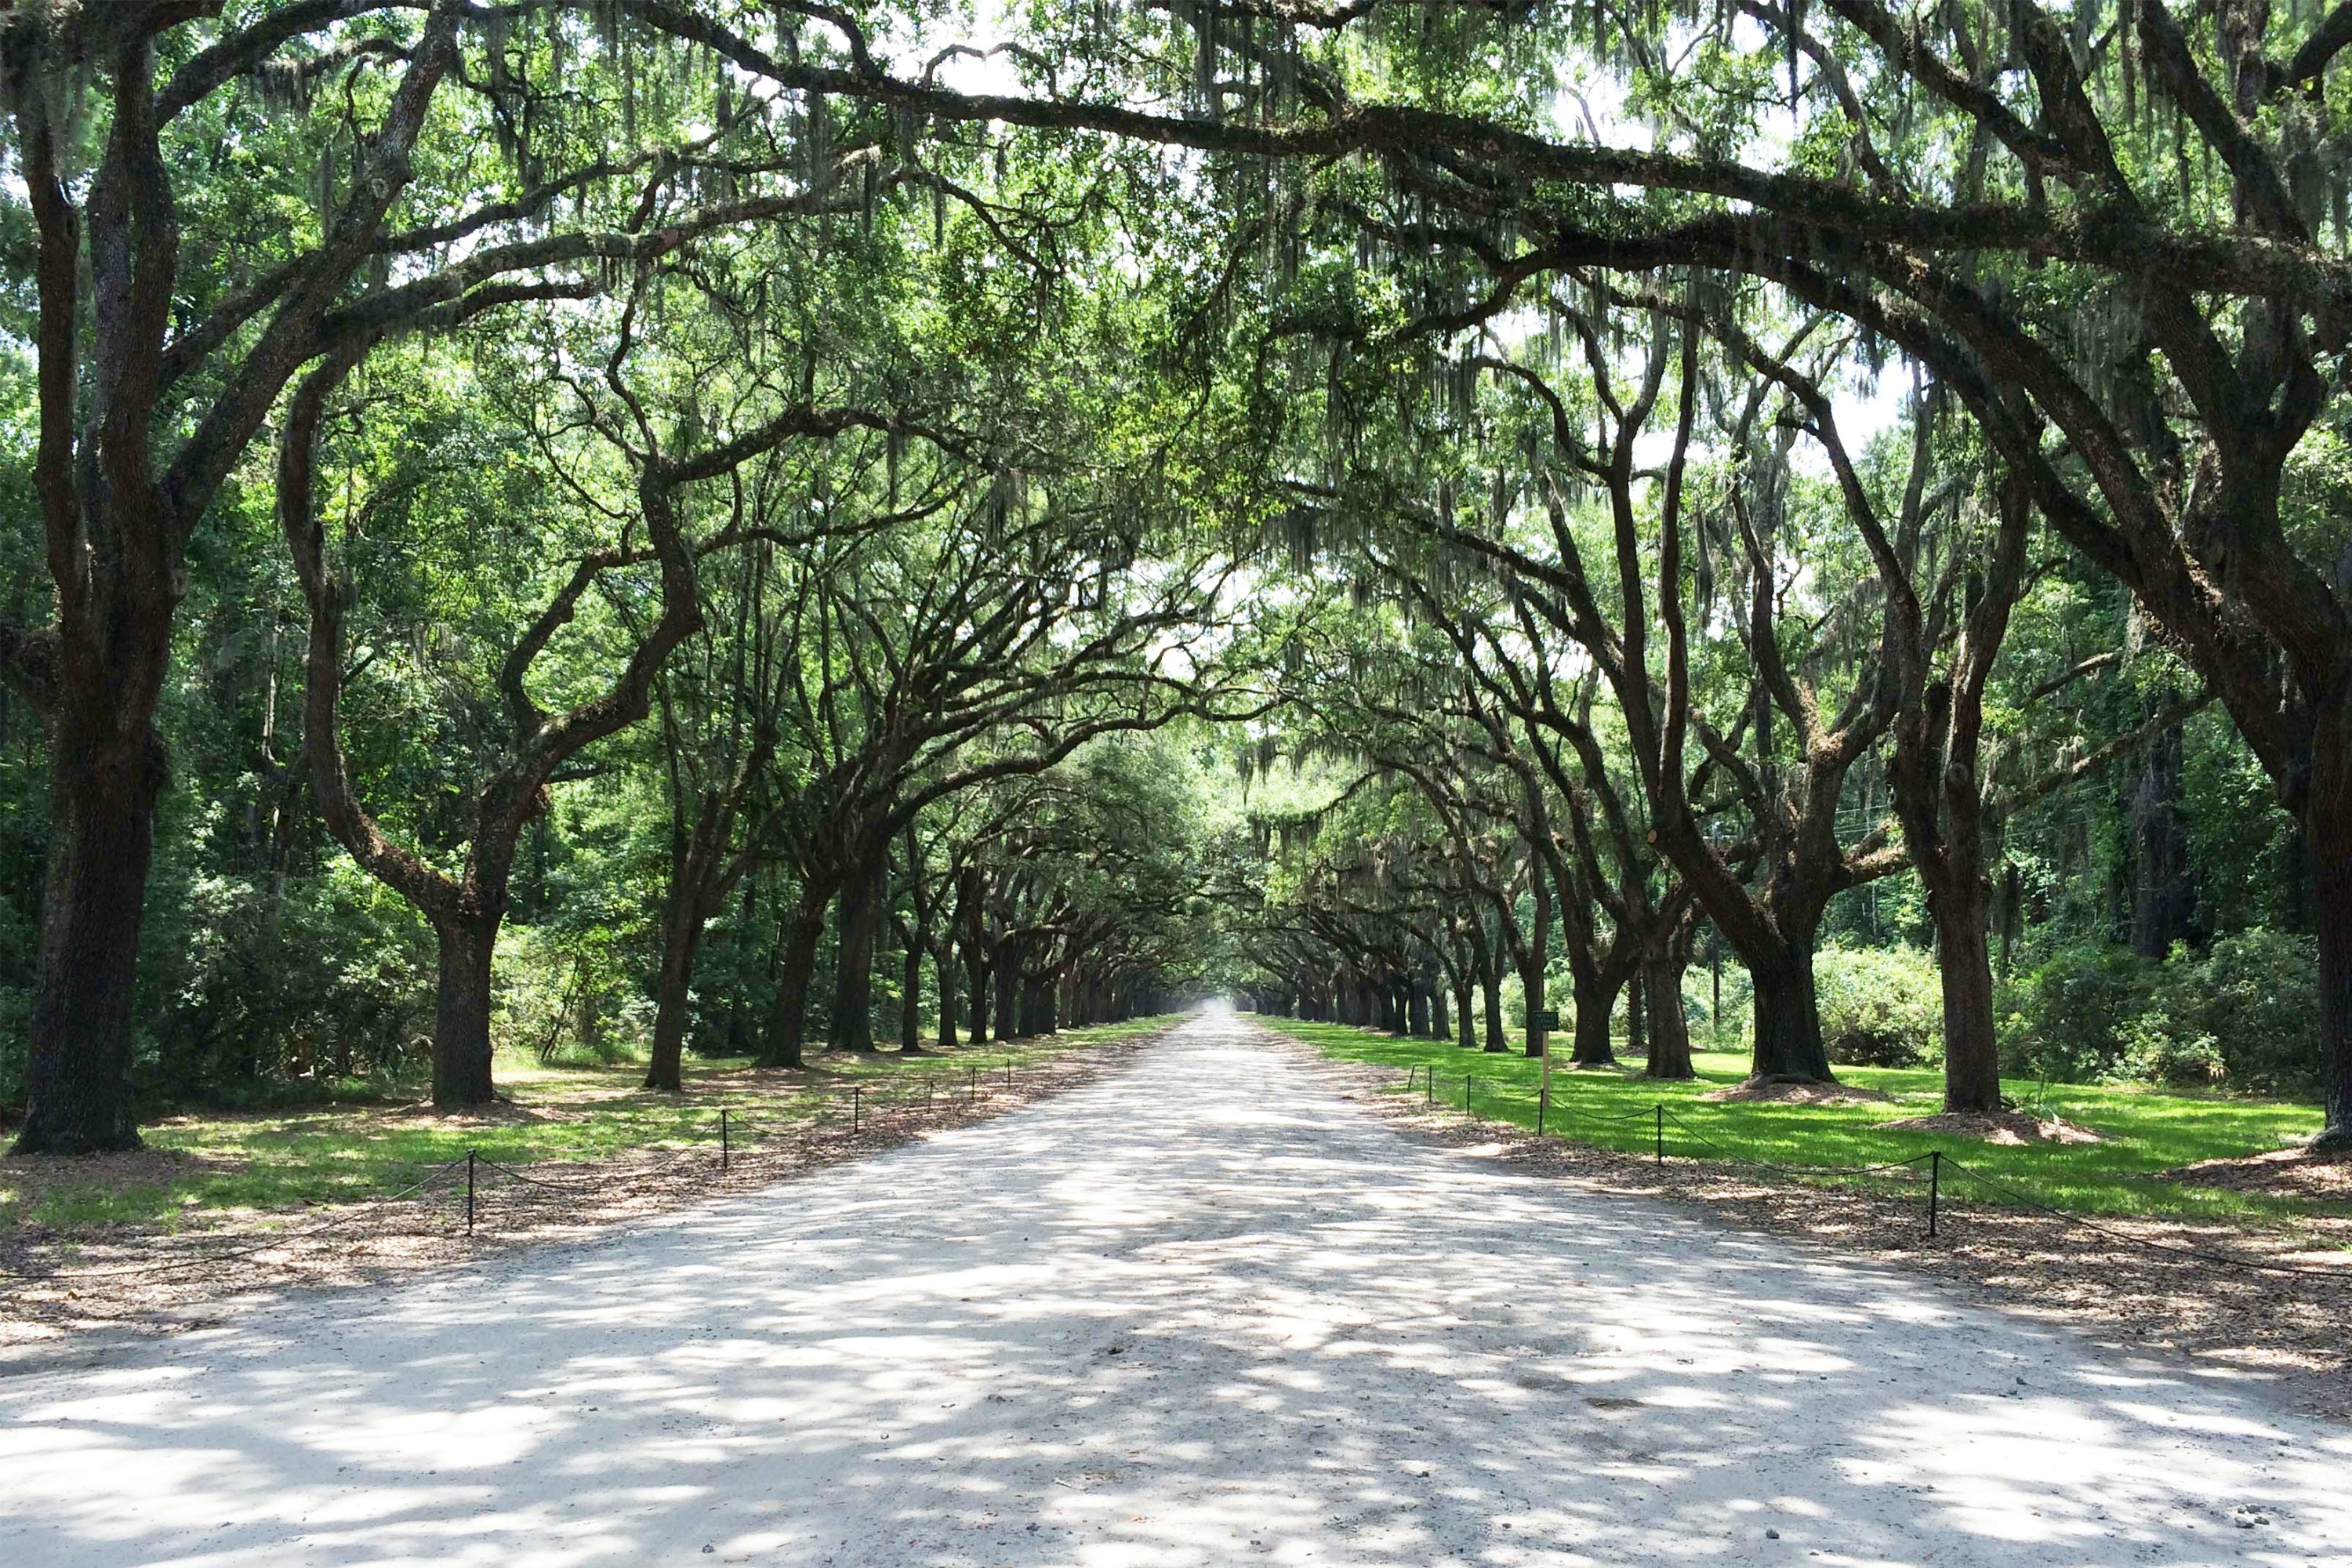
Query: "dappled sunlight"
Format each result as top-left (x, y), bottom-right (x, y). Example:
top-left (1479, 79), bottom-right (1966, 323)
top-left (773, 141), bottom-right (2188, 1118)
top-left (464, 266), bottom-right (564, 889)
top-left (5, 1012), bottom-right (2348, 1566)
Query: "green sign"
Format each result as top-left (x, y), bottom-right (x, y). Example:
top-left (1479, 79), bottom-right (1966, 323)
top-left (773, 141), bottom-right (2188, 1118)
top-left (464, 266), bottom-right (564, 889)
top-left (1527, 1008), bottom-right (1560, 1031)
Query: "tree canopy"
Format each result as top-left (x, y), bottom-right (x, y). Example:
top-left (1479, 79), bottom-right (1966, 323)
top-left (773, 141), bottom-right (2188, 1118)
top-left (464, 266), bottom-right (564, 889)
top-left (2, 0), bottom-right (2346, 1153)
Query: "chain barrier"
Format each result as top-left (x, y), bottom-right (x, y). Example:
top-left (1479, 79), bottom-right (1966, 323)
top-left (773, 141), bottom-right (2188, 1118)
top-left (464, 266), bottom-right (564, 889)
top-left (0, 1156), bottom-right (474, 1283)
top-left (2, 1041), bottom-right (1113, 1294)
top-left (1934, 1153), bottom-right (2349, 1278)
top-left (1397, 1062), bottom-right (2343, 1281)
top-left (17, 1029), bottom-right (2330, 1294)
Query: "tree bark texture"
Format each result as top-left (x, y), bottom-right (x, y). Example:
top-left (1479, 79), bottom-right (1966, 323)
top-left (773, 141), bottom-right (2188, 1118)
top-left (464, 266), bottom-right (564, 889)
top-left (1935, 882), bottom-right (2003, 1113)
top-left (829, 856), bottom-right (885, 1050)
top-left (762, 899), bottom-right (826, 1069)
top-left (12, 736), bottom-right (165, 1152)
top-left (644, 902), bottom-right (706, 1093)
top-left (1569, 973), bottom-right (1621, 1067)
top-left (431, 914), bottom-right (498, 1107)
top-left (1640, 953), bottom-right (1693, 1080)
top-left (1749, 949), bottom-right (1833, 1083)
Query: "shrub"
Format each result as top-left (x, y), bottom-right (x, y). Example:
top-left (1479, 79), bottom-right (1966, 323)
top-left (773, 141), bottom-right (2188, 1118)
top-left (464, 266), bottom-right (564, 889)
top-left (134, 860), bottom-right (435, 1105)
top-left (2109, 1004), bottom-right (2226, 1088)
top-left (1998, 930), bottom-right (2320, 1096)
top-left (2000, 945), bottom-right (2157, 1084)
top-left (0, 985), bottom-right (24, 1118)
top-left (1815, 945), bottom-right (1944, 1067)
top-left (2153, 929), bottom-right (2321, 1096)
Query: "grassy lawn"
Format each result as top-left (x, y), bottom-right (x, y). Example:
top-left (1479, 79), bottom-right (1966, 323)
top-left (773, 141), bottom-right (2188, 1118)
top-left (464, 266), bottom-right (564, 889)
top-left (1, 1017), bottom-right (1174, 1235)
top-left (1258, 1016), bottom-right (2342, 1227)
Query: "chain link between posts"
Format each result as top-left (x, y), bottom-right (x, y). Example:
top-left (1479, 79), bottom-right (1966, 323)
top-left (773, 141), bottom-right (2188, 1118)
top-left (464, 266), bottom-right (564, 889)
top-left (1, 1047), bottom-right (1100, 1290)
top-left (1399, 1062), bottom-right (2346, 1280)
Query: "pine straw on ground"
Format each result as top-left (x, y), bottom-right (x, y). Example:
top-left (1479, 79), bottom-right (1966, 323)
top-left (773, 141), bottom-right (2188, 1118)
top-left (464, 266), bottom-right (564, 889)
top-left (1879, 1109), bottom-right (2106, 1145)
top-left (1296, 1044), bottom-right (2352, 1422)
top-left (0, 1029), bottom-right (1170, 1359)
top-left (2161, 1145), bottom-right (2352, 1201)
top-left (1701, 1076), bottom-right (1894, 1105)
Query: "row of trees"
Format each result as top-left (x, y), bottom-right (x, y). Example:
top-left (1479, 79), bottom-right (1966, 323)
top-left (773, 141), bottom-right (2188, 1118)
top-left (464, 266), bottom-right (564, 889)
top-left (0, 1), bottom-right (1254, 1151)
top-left (1225, 320), bottom-right (2237, 1112)
top-left (3, 2), bottom-right (2346, 1148)
top-left (872, 0), bottom-right (2347, 1140)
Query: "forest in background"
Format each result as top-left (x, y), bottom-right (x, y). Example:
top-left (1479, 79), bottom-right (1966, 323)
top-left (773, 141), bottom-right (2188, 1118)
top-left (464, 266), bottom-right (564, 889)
top-left (0, 0), bottom-right (2345, 1157)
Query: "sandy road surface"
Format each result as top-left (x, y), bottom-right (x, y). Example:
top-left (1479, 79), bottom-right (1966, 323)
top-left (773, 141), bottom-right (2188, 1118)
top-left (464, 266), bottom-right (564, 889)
top-left (3, 1010), bottom-right (2347, 1566)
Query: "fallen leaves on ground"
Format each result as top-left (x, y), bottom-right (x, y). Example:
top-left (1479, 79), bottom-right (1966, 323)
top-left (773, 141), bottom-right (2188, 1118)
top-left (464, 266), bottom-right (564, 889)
top-left (0, 1031), bottom-right (1168, 1356)
top-left (1301, 1044), bottom-right (2352, 1422)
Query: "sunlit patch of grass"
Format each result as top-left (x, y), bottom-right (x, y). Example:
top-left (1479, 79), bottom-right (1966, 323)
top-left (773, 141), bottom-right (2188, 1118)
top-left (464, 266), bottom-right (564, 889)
top-left (1261, 1018), bottom-right (2339, 1228)
top-left (2, 1015), bottom-right (1173, 1234)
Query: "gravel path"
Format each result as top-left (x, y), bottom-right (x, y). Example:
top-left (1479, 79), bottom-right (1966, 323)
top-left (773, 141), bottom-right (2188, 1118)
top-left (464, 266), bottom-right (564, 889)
top-left (4, 1010), bottom-right (2347, 1566)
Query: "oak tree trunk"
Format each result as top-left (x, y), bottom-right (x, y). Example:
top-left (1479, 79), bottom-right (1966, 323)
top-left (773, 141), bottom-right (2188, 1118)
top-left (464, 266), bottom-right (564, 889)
top-left (431, 913), bottom-right (499, 1107)
top-left (935, 946), bottom-right (960, 1049)
top-left (644, 901), bottom-right (706, 1092)
top-left (761, 898), bottom-right (826, 1069)
top-left (1641, 956), bottom-right (1693, 1080)
top-left (1935, 884), bottom-right (2003, 1112)
top-left (1479, 963), bottom-right (1506, 1053)
top-left (1748, 948), bottom-right (1834, 1082)
top-left (829, 857), bottom-right (885, 1051)
top-left (1569, 974), bottom-right (1621, 1067)
top-left (12, 729), bottom-right (167, 1152)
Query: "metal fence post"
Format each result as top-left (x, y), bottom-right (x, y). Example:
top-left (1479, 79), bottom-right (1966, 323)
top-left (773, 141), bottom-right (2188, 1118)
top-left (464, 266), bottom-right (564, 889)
top-left (852, 1085), bottom-right (862, 1134)
top-left (466, 1149), bottom-right (477, 1235)
top-left (720, 1109), bottom-right (730, 1174)
top-left (1929, 1149), bottom-right (1941, 1239)
top-left (1654, 1104), bottom-right (1664, 1165)
top-left (1465, 1073), bottom-right (1474, 1116)
top-left (1538, 1079), bottom-right (1548, 1135)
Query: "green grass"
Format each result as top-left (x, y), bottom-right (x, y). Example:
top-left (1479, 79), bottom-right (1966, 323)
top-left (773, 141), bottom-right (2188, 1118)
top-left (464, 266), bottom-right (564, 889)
top-left (1261, 1017), bottom-right (2342, 1229)
top-left (1, 1016), bottom-right (1175, 1234)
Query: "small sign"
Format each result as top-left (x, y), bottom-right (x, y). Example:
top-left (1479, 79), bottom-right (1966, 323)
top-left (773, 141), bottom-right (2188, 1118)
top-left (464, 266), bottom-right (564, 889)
top-left (1527, 1008), bottom-right (1560, 1031)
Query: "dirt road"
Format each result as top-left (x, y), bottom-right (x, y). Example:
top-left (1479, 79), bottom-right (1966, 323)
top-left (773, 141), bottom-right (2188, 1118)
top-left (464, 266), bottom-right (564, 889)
top-left (3, 1010), bottom-right (2344, 1566)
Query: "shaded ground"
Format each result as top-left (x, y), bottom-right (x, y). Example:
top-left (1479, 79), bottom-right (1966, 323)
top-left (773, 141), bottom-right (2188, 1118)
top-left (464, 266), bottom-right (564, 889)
top-left (1266, 1018), bottom-right (2337, 1225)
top-left (0, 1029), bottom-right (1165, 1356)
top-left (3, 1011), bottom-right (2348, 1567)
top-left (1305, 1040), bottom-right (2352, 1420)
top-left (1878, 1109), bottom-right (2104, 1145)
top-left (2165, 1145), bottom-right (2352, 1201)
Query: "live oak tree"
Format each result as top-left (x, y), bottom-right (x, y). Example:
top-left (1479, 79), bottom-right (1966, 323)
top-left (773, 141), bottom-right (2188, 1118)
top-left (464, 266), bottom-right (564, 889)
top-left (742, 493), bottom-right (1252, 1064)
top-left (1392, 572), bottom-right (1701, 1077)
top-left (0, 1), bottom-right (480, 1150)
top-left (3, 0), bottom-right (2345, 1145)
top-left (281, 267), bottom-right (855, 1105)
top-left (0, 0), bottom-right (903, 1143)
top-left (622, 0), bottom-right (2352, 1127)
